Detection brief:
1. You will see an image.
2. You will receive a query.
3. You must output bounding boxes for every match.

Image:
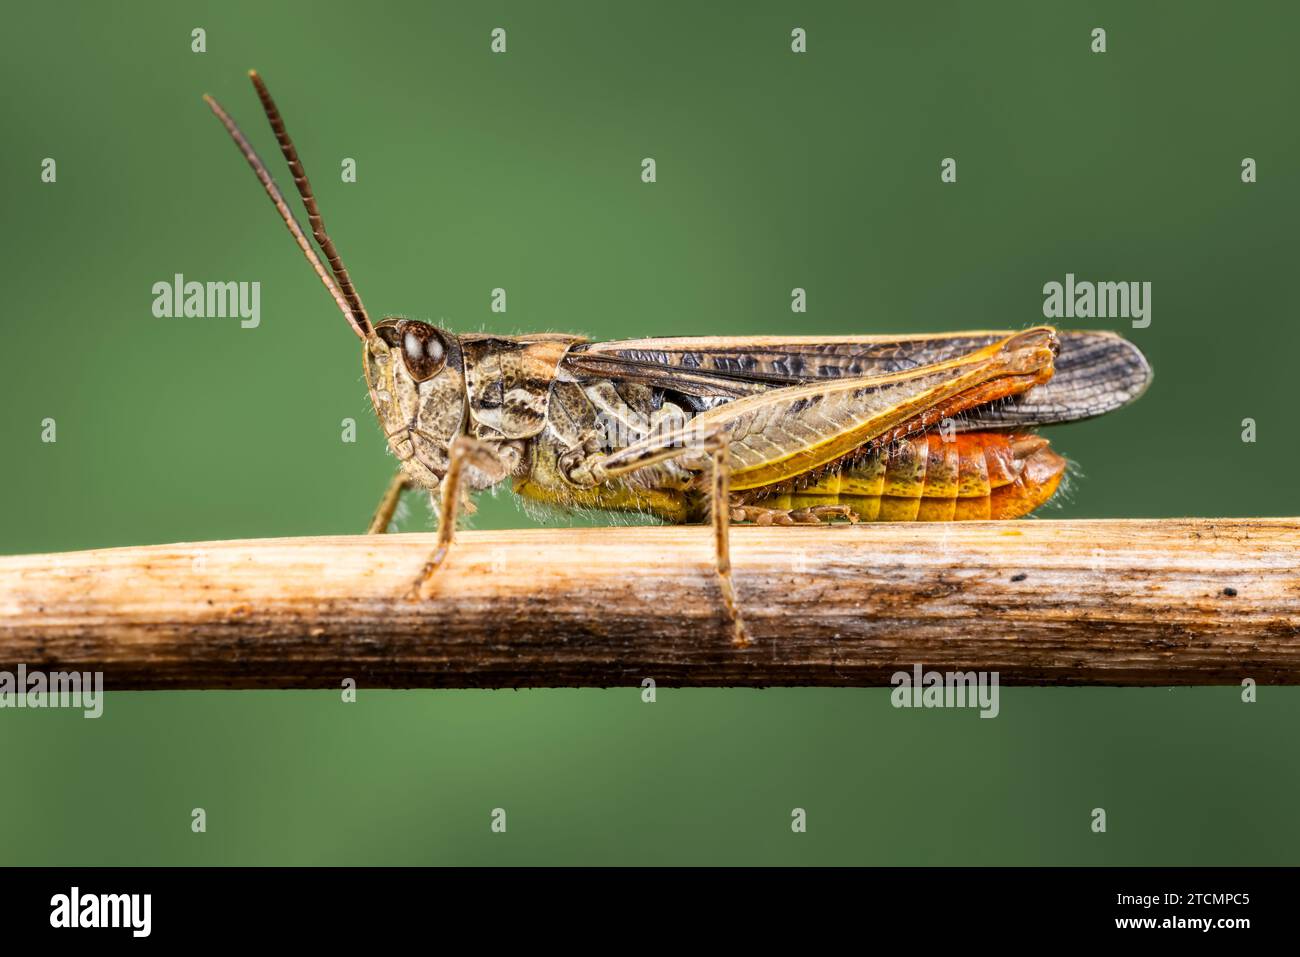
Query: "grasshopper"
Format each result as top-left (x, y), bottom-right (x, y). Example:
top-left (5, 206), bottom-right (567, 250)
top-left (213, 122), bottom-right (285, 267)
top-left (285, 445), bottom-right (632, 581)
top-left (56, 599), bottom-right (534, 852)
top-left (204, 72), bottom-right (1152, 646)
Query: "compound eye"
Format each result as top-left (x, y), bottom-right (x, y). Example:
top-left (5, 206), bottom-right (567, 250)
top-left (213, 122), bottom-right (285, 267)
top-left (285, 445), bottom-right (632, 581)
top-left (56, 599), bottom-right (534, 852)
top-left (396, 322), bottom-right (447, 381)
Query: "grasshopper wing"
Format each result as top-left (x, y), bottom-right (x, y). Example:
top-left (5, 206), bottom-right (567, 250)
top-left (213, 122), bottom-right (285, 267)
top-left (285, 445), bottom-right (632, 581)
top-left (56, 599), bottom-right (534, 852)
top-left (589, 328), bottom-right (1060, 492)
top-left (564, 328), bottom-right (1150, 428)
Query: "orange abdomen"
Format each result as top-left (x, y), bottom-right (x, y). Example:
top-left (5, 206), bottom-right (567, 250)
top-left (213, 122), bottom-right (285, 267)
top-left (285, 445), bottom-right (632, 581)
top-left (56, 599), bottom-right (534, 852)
top-left (769, 431), bottom-right (1066, 521)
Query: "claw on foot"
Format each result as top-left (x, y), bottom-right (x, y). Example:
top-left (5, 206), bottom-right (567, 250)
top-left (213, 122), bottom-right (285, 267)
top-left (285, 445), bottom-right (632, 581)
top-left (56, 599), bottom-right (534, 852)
top-left (714, 567), bottom-right (752, 648)
top-left (404, 545), bottom-right (449, 602)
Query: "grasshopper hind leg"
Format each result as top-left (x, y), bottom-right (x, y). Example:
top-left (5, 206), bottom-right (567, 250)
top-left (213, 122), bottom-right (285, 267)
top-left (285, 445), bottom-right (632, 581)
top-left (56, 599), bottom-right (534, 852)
top-left (706, 434), bottom-right (753, 649)
top-left (729, 503), bottom-right (860, 526)
top-left (569, 429), bottom-right (755, 648)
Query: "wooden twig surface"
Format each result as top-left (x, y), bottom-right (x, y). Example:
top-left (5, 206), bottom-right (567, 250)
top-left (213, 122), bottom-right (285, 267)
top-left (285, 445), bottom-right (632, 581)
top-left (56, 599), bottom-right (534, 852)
top-left (1, 519), bottom-right (1297, 689)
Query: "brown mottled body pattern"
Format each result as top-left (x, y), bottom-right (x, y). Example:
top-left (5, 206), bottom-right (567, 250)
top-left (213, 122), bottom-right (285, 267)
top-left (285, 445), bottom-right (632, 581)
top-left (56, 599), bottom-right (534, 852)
top-left (513, 329), bottom-right (1073, 525)
top-left (363, 327), bottom-right (1093, 526)
top-left (513, 374), bottom-right (1066, 524)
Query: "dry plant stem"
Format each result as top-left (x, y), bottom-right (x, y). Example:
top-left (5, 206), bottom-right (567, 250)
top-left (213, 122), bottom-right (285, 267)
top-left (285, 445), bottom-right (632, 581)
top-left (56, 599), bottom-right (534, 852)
top-left (1, 520), bottom-right (1297, 689)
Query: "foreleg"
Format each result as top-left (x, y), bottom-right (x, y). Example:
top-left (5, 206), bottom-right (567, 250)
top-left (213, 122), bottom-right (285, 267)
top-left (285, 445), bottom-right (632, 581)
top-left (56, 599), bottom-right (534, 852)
top-left (406, 436), bottom-right (507, 601)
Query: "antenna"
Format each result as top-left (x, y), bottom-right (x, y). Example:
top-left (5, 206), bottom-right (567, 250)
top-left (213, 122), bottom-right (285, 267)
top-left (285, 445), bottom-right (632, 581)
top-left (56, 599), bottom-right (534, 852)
top-left (203, 75), bottom-right (373, 340)
top-left (247, 71), bottom-right (372, 333)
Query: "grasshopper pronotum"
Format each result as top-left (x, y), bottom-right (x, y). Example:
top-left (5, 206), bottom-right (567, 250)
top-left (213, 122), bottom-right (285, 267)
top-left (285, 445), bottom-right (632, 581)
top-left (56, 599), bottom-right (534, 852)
top-left (204, 72), bottom-right (1151, 646)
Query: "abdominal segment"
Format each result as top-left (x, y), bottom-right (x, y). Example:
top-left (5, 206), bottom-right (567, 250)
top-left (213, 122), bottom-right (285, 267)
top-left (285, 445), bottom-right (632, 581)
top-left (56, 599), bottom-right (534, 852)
top-left (748, 431), bottom-right (1067, 521)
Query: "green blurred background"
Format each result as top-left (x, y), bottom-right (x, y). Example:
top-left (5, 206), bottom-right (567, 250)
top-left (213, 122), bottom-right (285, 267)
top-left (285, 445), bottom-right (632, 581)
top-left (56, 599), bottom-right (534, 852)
top-left (2, 1), bottom-right (1297, 865)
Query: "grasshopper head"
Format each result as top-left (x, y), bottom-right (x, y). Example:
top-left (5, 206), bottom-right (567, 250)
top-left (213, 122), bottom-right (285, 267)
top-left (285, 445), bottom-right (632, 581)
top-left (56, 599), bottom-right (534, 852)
top-left (203, 75), bottom-right (472, 494)
top-left (364, 318), bottom-right (467, 491)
